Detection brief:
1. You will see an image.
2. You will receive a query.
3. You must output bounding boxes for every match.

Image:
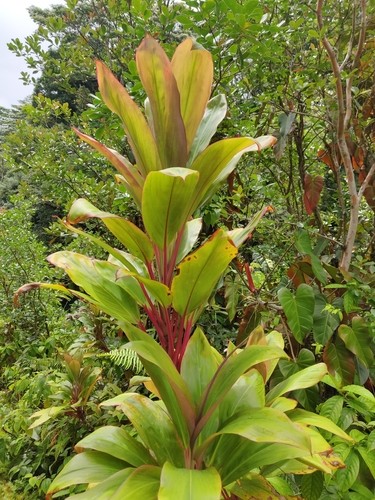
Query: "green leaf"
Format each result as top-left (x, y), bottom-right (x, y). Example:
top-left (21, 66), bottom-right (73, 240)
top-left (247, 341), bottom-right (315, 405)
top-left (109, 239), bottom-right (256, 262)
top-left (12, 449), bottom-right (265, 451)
top-left (230, 473), bottom-right (281, 499)
top-left (342, 385), bottom-right (375, 411)
top-left (136, 36), bottom-right (187, 168)
top-left (217, 407), bottom-right (311, 450)
top-left (266, 363), bottom-right (327, 404)
top-left (171, 38), bottom-right (213, 153)
top-left (67, 198), bottom-right (154, 263)
top-left (209, 437), bottom-right (311, 486)
top-left (158, 462), bottom-right (221, 500)
top-left (318, 395), bottom-right (344, 424)
top-left (313, 293), bottom-right (340, 344)
top-left (142, 168), bottom-right (199, 248)
top-left (101, 393), bottom-right (184, 467)
top-left (176, 218), bottom-right (202, 263)
top-left (357, 446), bottom-right (375, 478)
top-left (288, 409), bottom-right (352, 441)
top-left (116, 324), bottom-right (195, 448)
top-left (300, 471), bottom-right (324, 500)
top-left (199, 345), bottom-right (287, 425)
top-left (68, 469), bottom-right (133, 500)
top-left (295, 230), bottom-right (328, 284)
top-left (189, 136), bottom-right (276, 211)
top-left (75, 426), bottom-right (155, 467)
top-left (335, 449), bottom-right (360, 492)
top-left (180, 328), bottom-right (221, 408)
top-left (29, 406), bottom-right (67, 430)
top-left (278, 284), bottom-right (315, 343)
top-left (338, 319), bottom-right (374, 368)
top-left (48, 252), bottom-right (140, 324)
top-left (111, 465), bottom-right (161, 500)
top-left (73, 129), bottom-right (143, 205)
top-left (187, 94), bottom-right (227, 166)
top-left (96, 60), bottom-right (162, 175)
top-left (323, 338), bottom-right (355, 387)
top-left (219, 369), bottom-right (265, 423)
top-left (47, 451), bottom-right (128, 494)
top-left (171, 229), bottom-right (237, 316)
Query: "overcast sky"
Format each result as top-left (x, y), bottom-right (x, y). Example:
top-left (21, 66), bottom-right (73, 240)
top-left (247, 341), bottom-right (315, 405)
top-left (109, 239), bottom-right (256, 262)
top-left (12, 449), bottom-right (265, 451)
top-left (0, 1), bottom-right (61, 108)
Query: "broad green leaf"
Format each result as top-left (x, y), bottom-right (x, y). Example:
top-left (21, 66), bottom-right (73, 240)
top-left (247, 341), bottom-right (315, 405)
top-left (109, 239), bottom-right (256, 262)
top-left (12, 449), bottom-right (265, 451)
top-left (180, 328), bottom-right (221, 408)
top-left (343, 385), bottom-right (375, 410)
top-left (230, 473), bottom-right (282, 500)
top-left (48, 252), bottom-right (140, 324)
top-left (357, 446), bottom-right (375, 478)
top-left (312, 293), bottom-right (340, 344)
top-left (111, 465), bottom-right (161, 500)
top-left (218, 407), bottom-right (311, 450)
top-left (96, 60), bottom-right (161, 175)
top-left (176, 218), bottom-right (202, 263)
top-left (198, 345), bottom-right (287, 428)
top-left (319, 395), bottom-right (344, 424)
top-left (29, 406), bottom-right (66, 429)
top-left (295, 230), bottom-right (328, 284)
top-left (300, 471), bottom-right (324, 500)
top-left (323, 338), bottom-right (355, 387)
top-left (171, 229), bottom-right (237, 315)
top-left (118, 324), bottom-right (195, 447)
top-left (189, 136), bottom-right (276, 211)
top-left (335, 449), bottom-right (360, 492)
top-left (270, 397), bottom-right (298, 412)
top-left (136, 36), bottom-right (187, 168)
top-left (73, 129), bottom-right (143, 205)
top-left (187, 94), bottom-right (227, 166)
top-left (67, 198), bottom-right (154, 264)
top-left (62, 221), bottom-right (140, 274)
top-left (68, 469), bottom-right (133, 500)
top-left (101, 393), bottom-right (184, 467)
top-left (158, 462), bottom-right (221, 500)
top-left (288, 409), bottom-right (352, 441)
top-left (219, 369), bottom-right (265, 424)
top-left (228, 206), bottom-right (271, 248)
top-left (266, 363), bottom-right (327, 404)
top-left (338, 319), bottom-right (374, 368)
top-left (115, 267), bottom-right (171, 308)
top-left (209, 437), bottom-right (310, 485)
top-left (142, 168), bottom-right (199, 248)
top-left (75, 426), bottom-right (155, 466)
top-left (47, 451), bottom-right (128, 494)
top-left (278, 284), bottom-right (315, 343)
top-left (171, 38), bottom-right (213, 153)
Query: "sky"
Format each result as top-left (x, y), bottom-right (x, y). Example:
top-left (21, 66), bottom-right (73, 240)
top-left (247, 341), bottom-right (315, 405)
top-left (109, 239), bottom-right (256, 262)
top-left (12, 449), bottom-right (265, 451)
top-left (0, 0), bottom-right (61, 108)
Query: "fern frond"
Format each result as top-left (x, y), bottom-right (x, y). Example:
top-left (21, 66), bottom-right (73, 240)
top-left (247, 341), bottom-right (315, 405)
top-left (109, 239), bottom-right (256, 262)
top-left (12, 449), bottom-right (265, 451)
top-left (102, 347), bottom-right (144, 374)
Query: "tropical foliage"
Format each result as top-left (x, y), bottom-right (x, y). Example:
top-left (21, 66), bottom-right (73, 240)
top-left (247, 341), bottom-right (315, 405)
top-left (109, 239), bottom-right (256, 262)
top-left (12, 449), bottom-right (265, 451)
top-left (0, 1), bottom-right (374, 499)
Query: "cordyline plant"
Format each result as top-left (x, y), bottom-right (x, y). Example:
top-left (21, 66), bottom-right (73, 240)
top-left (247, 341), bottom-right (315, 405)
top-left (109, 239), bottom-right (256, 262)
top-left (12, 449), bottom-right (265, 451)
top-left (17, 37), bottom-right (351, 498)
top-left (17, 35), bottom-right (275, 369)
top-left (45, 327), bottom-right (351, 499)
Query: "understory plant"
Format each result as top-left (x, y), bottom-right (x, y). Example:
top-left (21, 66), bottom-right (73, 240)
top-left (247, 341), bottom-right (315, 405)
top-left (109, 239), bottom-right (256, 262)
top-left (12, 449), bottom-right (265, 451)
top-left (18, 36), bottom-right (352, 498)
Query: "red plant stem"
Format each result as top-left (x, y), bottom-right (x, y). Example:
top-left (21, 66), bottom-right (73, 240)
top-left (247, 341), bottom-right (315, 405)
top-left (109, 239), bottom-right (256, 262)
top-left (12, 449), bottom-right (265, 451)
top-left (177, 317), bottom-right (193, 370)
top-left (173, 314), bottom-right (187, 366)
top-left (146, 260), bottom-right (155, 280)
top-left (160, 306), bottom-right (175, 358)
top-left (145, 306), bottom-right (167, 348)
top-left (244, 263), bottom-right (256, 293)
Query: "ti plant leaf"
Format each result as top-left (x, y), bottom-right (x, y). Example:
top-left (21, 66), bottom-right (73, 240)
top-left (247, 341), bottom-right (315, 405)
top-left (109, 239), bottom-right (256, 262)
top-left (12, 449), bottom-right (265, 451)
top-left (171, 229), bottom-right (237, 316)
top-left (67, 198), bottom-right (154, 264)
top-left (171, 37), bottom-right (213, 153)
top-left (96, 59), bottom-right (162, 176)
top-left (142, 168), bottom-right (199, 248)
top-left (136, 35), bottom-right (187, 168)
